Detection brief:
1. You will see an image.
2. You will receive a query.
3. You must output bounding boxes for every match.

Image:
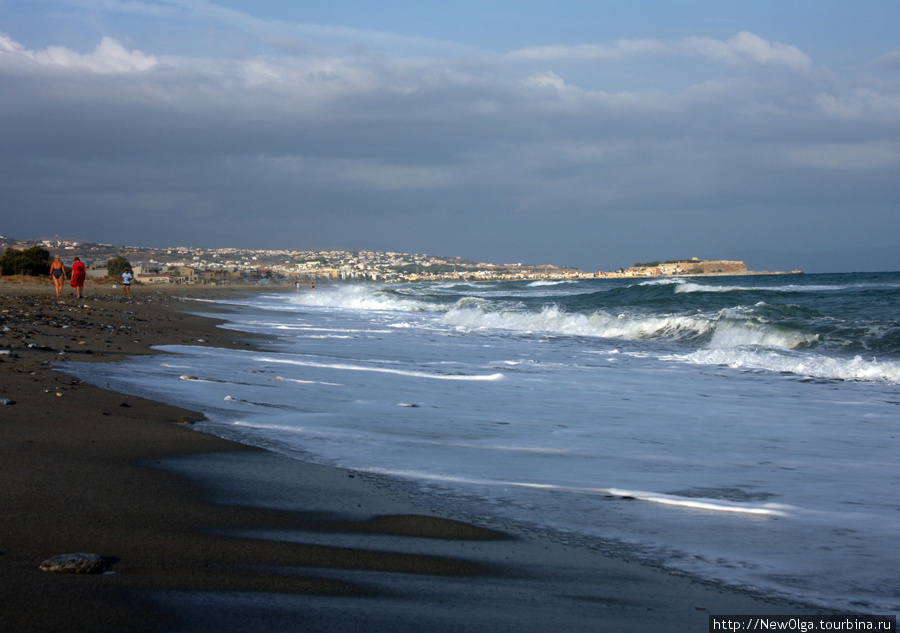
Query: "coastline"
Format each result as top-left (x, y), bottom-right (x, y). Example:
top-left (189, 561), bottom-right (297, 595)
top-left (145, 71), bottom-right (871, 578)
top-left (1, 279), bottom-right (815, 632)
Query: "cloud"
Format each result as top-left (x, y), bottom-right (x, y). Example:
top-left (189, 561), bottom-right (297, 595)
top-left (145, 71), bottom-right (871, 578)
top-left (815, 90), bottom-right (900, 121)
top-left (0, 32), bottom-right (157, 73)
top-left (788, 142), bottom-right (900, 170)
top-left (681, 31), bottom-right (812, 71)
top-left (39, 0), bottom-right (176, 16)
top-left (506, 39), bottom-right (666, 63)
top-left (270, 156), bottom-right (454, 191)
top-left (0, 16), bottom-right (897, 271)
top-left (526, 70), bottom-right (568, 91)
top-left (875, 49), bottom-right (900, 70)
top-left (505, 32), bottom-right (811, 73)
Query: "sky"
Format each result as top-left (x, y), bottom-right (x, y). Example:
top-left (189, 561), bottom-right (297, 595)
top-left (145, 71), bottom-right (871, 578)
top-left (1, 1), bottom-right (899, 273)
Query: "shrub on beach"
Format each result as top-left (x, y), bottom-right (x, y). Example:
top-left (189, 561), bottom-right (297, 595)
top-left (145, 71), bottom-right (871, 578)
top-left (107, 256), bottom-right (132, 278)
top-left (0, 246), bottom-right (51, 277)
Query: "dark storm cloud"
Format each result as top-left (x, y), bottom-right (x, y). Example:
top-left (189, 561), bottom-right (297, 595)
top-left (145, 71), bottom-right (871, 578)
top-left (1, 24), bottom-right (899, 271)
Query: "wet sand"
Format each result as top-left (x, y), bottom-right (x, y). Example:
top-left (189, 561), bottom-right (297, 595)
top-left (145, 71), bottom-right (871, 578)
top-left (0, 278), bottom-right (814, 632)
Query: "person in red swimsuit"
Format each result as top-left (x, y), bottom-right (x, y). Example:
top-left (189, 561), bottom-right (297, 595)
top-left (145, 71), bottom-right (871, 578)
top-left (70, 257), bottom-right (86, 299)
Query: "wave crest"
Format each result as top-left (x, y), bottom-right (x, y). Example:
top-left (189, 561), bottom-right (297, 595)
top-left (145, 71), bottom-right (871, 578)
top-left (441, 303), bottom-right (821, 351)
top-left (670, 349), bottom-right (900, 384)
top-left (288, 285), bottom-right (441, 312)
top-left (443, 304), bottom-right (715, 342)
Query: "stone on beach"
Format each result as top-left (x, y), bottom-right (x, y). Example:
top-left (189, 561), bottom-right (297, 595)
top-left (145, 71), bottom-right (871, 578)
top-left (39, 553), bottom-right (107, 574)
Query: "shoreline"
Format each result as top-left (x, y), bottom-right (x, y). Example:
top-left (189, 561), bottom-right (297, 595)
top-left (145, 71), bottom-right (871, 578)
top-left (1, 279), bottom-right (817, 632)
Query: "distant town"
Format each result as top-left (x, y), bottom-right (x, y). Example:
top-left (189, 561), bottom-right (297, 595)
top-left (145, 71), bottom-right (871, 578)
top-left (0, 236), bottom-right (800, 285)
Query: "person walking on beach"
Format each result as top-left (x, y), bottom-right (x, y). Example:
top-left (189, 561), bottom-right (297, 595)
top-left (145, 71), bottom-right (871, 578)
top-left (49, 256), bottom-right (67, 297)
top-left (70, 257), bottom-right (86, 299)
top-left (122, 268), bottom-right (133, 296)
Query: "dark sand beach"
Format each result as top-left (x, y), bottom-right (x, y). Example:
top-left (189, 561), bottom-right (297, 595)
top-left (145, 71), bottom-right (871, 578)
top-left (0, 278), bottom-right (813, 632)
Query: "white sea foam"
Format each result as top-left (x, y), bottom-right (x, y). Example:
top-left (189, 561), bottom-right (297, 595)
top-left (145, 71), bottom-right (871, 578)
top-left (452, 296), bottom-right (494, 310)
top-left (269, 376), bottom-right (344, 386)
top-left (637, 278), bottom-right (685, 286)
top-left (443, 304), bottom-right (715, 340)
top-left (256, 356), bottom-right (505, 381)
top-left (708, 318), bottom-right (818, 349)
top-left (179, 375), bottom-right (225, 383)
top-left (528, 280), bottom-right (575, 287)
top-left (273, 325), bottom-right (386, 334)
top-left (638, 277), bottom-right (743, 292)
top-left (604, 489), bottom-right (792, 517)
top-left (441, 301), bottom-right (826, 353)
top-left (675, 282), bottom-right (755, 293)
top-left (345, 467), bottom-right (791, 517)
top-left (287, 285), bottom-right (441, 312)
top-left (671, 348), bottom-right (900, 383)
top-left (639, 278), bottom-right (852, 294)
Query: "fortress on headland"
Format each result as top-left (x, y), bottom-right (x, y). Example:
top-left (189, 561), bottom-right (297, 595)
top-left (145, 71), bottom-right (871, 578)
top-left (0, 236), bottom-right (801, 284)
top-left (617, 258), bottom-right (750, 277)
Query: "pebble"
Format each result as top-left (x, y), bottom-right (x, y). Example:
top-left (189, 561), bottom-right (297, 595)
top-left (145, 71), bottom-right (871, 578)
top-left (39, 553), bottom-right (107, 574)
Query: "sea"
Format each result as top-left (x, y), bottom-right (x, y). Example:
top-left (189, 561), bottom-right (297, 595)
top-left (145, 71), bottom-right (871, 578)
top-left (65, 272), bottom-right (900, 613)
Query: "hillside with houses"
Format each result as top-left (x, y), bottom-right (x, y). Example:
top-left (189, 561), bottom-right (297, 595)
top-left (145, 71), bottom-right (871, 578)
top-left (0, 236), bottom-right (800, 284)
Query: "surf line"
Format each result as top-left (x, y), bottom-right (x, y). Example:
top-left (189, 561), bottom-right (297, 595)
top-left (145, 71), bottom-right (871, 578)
top-left (255, 356), bottom-right (505, 381)
top-left (605, 488), bottom-right (790, 517)
top-left (351, 470), bottom-right (791, 518)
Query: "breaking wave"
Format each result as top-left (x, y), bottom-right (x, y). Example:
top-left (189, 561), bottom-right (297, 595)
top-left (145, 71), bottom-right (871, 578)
top-left (442, 304), bottom-right (817, 350)
top-left (669, 348), bottom-right (900, 384)
top-left (250, 276), bottom-right (899, 383)
top-left (287, 284), bottom-right (443, 312)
